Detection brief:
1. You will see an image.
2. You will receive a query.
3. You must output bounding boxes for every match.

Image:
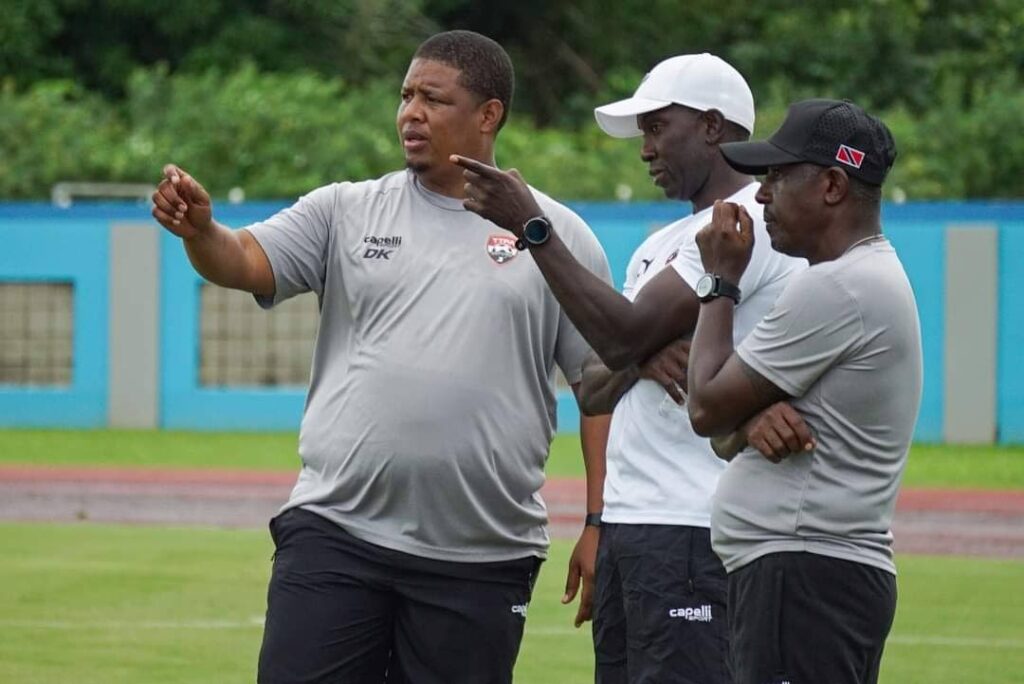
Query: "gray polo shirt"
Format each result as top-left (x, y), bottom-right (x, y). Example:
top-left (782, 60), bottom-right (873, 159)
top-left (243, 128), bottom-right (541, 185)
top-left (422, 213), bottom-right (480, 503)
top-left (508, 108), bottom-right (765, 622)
top-left (711, 238), bottom-right (923, 575)
top-left (246, 170), bottom-right (611, 562)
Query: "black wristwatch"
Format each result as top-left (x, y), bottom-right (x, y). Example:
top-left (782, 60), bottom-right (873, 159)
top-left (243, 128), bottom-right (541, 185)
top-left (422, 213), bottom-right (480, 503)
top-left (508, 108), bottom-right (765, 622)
top-left (584, 512), bottom-right (603, 528)
top-left (515, 215), bottom-right (552, 250)
top-left (695, 273), bottom-right (741, 304)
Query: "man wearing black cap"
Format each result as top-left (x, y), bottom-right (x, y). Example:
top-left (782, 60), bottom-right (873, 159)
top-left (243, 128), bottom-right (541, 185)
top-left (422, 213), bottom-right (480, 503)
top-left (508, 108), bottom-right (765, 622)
top-left (685, 99), bottom-right (923, 683)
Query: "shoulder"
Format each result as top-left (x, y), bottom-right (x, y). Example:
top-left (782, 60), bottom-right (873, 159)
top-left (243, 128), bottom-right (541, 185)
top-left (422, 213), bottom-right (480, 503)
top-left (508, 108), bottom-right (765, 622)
top-left (297, 171), bottom-right (411, 226)
top-left (330, 170), bottom-right (409, 204)
top-left (779, 262), bottom-right (859, 313)
top-left (530, 187), bottom-right (604, 251)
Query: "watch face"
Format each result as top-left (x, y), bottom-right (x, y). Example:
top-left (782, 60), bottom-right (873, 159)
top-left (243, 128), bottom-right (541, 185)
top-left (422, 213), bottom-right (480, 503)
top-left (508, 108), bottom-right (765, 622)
top-left (696, 274), bottom-right (714, 299)
top-left (523, 217), bottom-right (551, 245)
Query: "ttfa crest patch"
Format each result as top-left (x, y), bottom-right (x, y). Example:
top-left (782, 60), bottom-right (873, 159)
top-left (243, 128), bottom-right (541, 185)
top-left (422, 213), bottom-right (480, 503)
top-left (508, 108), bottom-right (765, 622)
top-left (487, 234), bottom-right (519, 264)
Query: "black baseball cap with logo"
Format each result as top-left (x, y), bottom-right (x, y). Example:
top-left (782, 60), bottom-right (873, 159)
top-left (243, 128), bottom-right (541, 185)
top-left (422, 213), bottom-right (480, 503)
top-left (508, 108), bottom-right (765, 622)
top-left (720, 99), bottom-right (897, 186)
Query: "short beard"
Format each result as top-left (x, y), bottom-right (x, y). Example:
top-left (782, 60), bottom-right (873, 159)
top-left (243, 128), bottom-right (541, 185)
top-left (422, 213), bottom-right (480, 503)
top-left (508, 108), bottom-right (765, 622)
top-left (405, 159), bottom-right (430, 175)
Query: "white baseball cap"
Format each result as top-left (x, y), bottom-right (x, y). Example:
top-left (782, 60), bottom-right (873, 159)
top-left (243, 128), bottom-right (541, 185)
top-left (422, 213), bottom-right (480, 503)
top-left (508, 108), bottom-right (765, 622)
top-left (594, 53), bottom-right (755, 138)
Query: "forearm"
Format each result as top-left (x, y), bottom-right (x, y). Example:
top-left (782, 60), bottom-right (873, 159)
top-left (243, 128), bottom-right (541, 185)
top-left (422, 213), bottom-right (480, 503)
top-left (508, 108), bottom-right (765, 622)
top-left (579, 354), bottom-right (638, 416)
top-left (687, 299), bottom-right (738, 436)
top-left (183, 221), bottom-right (272, 295)
top-left (579, 413), bottom-right (611, 515)
top-left (531, 234), bottom-right (665, 369)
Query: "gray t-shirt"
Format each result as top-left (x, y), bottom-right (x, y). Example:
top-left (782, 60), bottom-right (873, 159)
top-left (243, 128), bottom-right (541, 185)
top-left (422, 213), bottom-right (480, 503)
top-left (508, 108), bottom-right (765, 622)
top-left (245, 170), bottom-right (611, 562)
top-left (711, 238), bottom-right (923, 575)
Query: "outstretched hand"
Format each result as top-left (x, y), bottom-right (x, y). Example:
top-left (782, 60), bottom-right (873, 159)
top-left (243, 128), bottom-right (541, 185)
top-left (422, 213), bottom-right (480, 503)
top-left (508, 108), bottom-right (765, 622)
top-left (151, 164), bottom-right (213, 239)
top-left (449, 155), bottom-right (544, 236)
top-left (695, 200), bottom-right (755, 284)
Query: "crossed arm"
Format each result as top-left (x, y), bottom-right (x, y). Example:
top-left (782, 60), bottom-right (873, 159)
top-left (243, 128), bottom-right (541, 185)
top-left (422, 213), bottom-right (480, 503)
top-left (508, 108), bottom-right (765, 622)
top-left (686, 202), bottom-right (815, 460)
top-left (451, 154), bottom-right (700, 372)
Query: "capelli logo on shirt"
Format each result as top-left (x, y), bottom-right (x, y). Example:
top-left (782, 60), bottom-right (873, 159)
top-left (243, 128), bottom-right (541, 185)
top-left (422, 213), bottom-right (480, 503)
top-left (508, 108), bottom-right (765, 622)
top-left (511, 603), bottom-right (528, 617)
top-left (668, 605), bottom-right (712, 622)
top-left (363, 235), bottom-right (403, 260)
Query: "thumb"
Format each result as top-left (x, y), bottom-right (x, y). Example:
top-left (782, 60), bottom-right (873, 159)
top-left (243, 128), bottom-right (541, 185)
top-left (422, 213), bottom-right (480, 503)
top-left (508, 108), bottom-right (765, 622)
top-left (180, 172), bottom-right (210, 205)
top-left (738, 205), bottom-right (754, 242)
top-left (562, 562), bottom-right (581, 603)
top-left (162, 163), bottom-right (183, 183)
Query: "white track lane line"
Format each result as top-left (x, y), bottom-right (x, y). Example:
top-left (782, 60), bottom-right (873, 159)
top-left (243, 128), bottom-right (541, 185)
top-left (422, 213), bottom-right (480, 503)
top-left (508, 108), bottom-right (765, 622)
top-left (0, 620), bottom-right (1021, 650)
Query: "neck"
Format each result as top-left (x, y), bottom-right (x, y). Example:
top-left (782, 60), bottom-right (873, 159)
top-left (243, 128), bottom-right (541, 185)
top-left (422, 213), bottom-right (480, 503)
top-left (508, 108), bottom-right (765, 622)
top-left (807, 211), bottom-right (882, 265)
top-left (691, 166), bottom-right (753, 213)
top-left (415, 170), bottom-right (468, 199)
top-left (417, 145), bottom-right (497, 199)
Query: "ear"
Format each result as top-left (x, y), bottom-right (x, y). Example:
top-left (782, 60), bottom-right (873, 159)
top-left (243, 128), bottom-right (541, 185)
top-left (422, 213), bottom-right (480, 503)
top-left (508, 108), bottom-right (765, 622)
top-left (822, 167), bottom-right (849, 206)
top-left (702, 109), bottom-right (727, 145)
top-left (478, 99), bottom-right (504, 135)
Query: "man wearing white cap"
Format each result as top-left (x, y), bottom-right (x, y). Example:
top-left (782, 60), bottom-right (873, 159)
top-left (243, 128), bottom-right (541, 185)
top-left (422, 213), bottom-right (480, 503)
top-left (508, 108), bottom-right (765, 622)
top-left (452, 53), bottom-right (804, 682)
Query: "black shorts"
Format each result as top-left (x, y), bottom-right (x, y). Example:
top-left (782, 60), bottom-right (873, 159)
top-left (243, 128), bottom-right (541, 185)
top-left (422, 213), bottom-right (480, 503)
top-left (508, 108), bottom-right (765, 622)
top-left (593, 523), bottom-right (730, 684)
top-left (257, 508), bottom-right (542, 684)
top-left (728, 552), bottom-right (897, 684)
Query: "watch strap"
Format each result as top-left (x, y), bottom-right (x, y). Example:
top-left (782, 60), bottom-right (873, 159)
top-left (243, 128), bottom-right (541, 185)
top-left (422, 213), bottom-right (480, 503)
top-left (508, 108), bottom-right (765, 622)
top-left (584, 512), bottom-right (603, 528)
top-left (699, 274), bottom-right (741, 304)
top-left (715, 277), bottom-right (741, 304)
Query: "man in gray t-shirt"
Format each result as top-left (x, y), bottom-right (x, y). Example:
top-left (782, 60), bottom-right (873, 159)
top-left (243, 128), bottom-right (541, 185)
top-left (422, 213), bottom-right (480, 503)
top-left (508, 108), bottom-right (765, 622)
top-left (685, 100), bottom-right (921, 684)
top-left (150, 31), bottom-right (610, 684)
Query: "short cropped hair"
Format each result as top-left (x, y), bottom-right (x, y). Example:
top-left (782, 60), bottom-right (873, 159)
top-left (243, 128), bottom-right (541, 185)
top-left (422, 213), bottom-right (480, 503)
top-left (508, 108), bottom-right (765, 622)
top-left (414, 30), bottom-right (515, 130)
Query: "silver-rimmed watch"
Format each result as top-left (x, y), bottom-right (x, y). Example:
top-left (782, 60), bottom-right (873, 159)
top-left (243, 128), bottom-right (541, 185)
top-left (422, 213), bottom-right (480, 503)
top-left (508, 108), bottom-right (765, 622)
top-left (695, 273), bottom-right (741, 304)
top-left (515, 215), bottom-right (552, 250)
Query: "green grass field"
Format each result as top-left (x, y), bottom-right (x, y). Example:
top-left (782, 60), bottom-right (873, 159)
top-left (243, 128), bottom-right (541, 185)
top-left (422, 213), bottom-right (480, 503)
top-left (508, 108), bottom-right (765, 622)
top-left (2, 429), bottom-right (1024, 488)
top-left (1, 523), bottom-right (1022, 683)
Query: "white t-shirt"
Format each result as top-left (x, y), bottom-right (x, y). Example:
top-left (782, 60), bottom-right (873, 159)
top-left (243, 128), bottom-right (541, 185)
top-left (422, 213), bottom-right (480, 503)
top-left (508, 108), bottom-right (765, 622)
top-left (602, 183), bottom-right (805, 527)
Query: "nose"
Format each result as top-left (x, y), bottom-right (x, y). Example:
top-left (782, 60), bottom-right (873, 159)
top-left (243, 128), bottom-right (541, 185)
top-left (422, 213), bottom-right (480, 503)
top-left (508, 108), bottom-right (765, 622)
top-left (399, 95), bottom-right (425, 124)
top-left (755, 180), bottom-right (771, 205)
top-left (640, 136), bottom-right (655, 163)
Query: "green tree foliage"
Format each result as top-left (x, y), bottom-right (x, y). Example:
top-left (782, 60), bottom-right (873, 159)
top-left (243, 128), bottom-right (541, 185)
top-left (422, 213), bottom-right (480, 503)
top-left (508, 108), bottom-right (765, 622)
top-left (1, 0), bottom-right (1023, 199)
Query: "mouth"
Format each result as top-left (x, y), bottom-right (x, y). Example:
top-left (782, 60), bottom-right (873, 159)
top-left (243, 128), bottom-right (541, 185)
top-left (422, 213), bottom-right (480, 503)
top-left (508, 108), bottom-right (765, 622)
top-left (648, 168), bottom-right (668, 186)
top-left (402, 130), bottom-right (428, 153)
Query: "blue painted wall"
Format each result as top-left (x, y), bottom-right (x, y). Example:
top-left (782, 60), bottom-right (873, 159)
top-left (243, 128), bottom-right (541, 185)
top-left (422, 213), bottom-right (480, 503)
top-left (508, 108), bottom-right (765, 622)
top-left (1, 199), bottom-right (1022, 442)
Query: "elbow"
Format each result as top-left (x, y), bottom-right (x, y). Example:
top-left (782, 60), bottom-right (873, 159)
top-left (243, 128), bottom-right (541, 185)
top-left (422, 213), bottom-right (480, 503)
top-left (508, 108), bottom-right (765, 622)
top-left (577, 383), bottom-right (607, 417)
top-left (688, 403), bottom-right (716, 437)
top-left (687, 397), bottom-right (733, 438)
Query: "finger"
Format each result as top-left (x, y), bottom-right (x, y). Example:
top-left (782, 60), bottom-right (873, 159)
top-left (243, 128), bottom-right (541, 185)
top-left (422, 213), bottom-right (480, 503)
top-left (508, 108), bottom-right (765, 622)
top-left (152, 191), bottom-right (181, 220)
top-left (663, 380), bottom-right (684, 404)
top-left (711, 200), bottom-right (725, 229)
top-left (749, 433), bottom-right (782, 463)
top-left (562, 562), bottom-right (581, 603)
top-left (508, 168), bottom-right (524, 182)
top-left (762, 426), bottom-right (789, 458)
top-left (162, 163), bottom-right (183, 183)
top-left (157, 180), bottom-right (186, 213)
top-left (772, 418), bottom-right (804, 455)
top-left (780, 404), bottom-right (816, 451)
top-left (177, 172), bottom-right (198, 202)
top-left (737, 205), bottom-right (755, 243)
top-left (449, 154), bottom-right (501, 177)
top-left (460, 167), bottom-right (486, 184)
top-left (575, 584), bottom-right (594, 627)
top-left (156, 176), bottom-right (187, 208)
top-left (463, 181), bottom-right (483, 202)
top-left (151, 205), bottom-right (180, 229)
